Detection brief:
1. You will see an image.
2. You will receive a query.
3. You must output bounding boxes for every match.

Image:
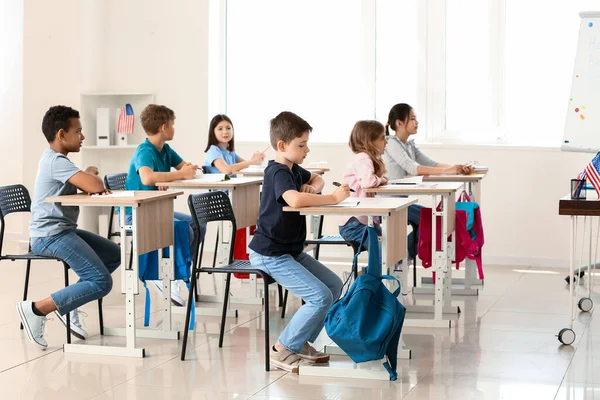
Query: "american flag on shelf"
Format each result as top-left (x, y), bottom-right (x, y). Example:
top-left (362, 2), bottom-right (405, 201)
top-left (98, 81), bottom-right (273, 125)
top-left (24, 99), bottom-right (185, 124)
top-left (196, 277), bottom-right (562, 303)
top-left (117, 103), bottom-right (134, 134)
top-left (582, 152), bottom-right (600, 196)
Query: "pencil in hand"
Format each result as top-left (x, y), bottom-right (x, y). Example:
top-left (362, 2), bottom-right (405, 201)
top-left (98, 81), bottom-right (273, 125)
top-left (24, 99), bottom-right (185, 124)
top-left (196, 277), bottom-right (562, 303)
top-left (333, 181), bottom-right (355, 193)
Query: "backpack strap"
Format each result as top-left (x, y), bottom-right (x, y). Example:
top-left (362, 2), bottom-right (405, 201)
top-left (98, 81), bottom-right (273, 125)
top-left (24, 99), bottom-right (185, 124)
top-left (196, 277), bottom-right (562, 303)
top-left (382, 325), bottom-right (402, 381)
top-left (143, 280), bottom-right (151, 327)
top-left (185, 280), bottom-right (196, 330)
top-left (357, 227), bottom-right (382, 278)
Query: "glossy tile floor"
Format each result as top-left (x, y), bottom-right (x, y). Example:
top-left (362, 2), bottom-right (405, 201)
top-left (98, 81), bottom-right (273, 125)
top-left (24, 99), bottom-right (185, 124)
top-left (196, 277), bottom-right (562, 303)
top-left (1, 240), bottom-right (598, 399)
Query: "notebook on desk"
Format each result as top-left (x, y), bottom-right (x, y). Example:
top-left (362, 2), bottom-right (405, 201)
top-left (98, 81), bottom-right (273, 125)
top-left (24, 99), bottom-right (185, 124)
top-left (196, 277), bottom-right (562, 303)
top-left (388, 176), bottom-right (423, 185)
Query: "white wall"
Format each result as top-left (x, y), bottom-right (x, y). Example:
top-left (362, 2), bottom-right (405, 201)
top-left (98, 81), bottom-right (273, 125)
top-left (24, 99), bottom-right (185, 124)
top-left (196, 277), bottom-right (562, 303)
top-left (15, 0), bottom-right (591, 267)
top-left (0, 0), bottom-right (24, 240)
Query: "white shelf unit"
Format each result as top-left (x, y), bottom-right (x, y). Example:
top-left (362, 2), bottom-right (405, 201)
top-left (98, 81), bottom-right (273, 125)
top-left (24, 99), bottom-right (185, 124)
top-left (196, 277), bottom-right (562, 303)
top-left (77, 92), bottom-right (154, 234)
top-left (80, 92), bottom-right (154, 148)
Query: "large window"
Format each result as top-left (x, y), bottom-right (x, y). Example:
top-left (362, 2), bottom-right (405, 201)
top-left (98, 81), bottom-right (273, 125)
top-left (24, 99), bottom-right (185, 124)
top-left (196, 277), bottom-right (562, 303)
top-left (221, 0), bottom-right (598, 146)
top-left (226, 0), bottom-right (368, 143)
top-left (375, 0), bottom-right (422, 135)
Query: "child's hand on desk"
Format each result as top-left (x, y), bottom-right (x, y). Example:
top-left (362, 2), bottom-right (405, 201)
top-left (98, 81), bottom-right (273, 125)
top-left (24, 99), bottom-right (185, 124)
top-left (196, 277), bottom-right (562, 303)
top-left (180, 163), bottom-right (196, 180)
top-left (158, 186), bottom-right (168, 191)
top-left (85, 166), bottom-right (99, 176)
top-left (300, 184), bottom-right (317, 194)
top-left (332, 184), bottom-right (350, 203)
top-left (457, 164), bottom-right (474, 175)
top-left (380, 176), bottom-right (389, 186)
top-left (250, 152), bottom-right (265, 165)
top-left (87, 188), bottom-right (112, 196)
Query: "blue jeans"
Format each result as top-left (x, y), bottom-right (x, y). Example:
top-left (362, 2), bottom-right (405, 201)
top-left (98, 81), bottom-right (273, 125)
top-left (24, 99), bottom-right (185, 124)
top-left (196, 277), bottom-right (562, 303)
top-left (339, 203), bottom-right (422, 260)
top-left (249, 250), bottom-right (342, 353)
top-left (31, 229), bottom-right (121, 315)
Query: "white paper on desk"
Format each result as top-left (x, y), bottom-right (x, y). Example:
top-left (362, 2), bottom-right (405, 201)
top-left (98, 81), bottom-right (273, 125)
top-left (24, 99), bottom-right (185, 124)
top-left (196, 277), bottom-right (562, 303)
top-left (473, 166), bottom-right (489, 172)
top-left (388, 176), bottom-right (423, 185)
top-left (330, 199), bottom-right (361, 207)
top-left (244, 165), bottom-right (265, 171)
top-left (186, 173), bottom-right (231, 183)
top-left (92, 191), bottom-right (135, 198)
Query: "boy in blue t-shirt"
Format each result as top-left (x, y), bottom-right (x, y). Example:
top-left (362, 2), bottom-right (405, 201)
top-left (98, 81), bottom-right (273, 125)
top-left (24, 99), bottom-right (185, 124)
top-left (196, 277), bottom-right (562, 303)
top-left (17, 105), bottom-right (121, 348)
top-left (126, 104), bottom-right (198, 305)
top-left (249, 111), bottom-right (350, 373)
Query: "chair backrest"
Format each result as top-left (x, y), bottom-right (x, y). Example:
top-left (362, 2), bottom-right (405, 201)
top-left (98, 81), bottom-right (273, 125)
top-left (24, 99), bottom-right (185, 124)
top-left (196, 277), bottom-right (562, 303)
top-left (0, 184), bottom-right (31, 219)
top-left (104, 173), bottom-right (127, 191)
top-left (188, 191), bottom-right (237, 265)
top-left (0, 184), bottom-right (32, 256)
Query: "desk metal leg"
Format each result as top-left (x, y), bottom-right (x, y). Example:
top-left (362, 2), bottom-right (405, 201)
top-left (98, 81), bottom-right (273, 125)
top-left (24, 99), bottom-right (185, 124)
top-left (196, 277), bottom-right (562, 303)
top-left (65, 206), bottom-right (147, 357)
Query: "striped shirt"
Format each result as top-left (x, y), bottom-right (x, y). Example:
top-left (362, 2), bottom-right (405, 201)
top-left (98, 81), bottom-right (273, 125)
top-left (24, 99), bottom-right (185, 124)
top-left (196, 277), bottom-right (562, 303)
top-left (383, 136), bottom-right (437, 179)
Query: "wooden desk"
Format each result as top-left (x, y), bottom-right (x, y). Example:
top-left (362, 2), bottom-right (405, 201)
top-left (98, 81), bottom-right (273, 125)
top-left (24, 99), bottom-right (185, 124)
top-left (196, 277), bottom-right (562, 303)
top-left (284, 197), bottom-right (415, 379)
top-left (156, 177), bottom-right (263, 309)
top-left (238, 168), bottom-right (327, 177)
top-left (46, 190), bottom-right (183, 358)
top-left (421, 173), bottom-right (487, 291)
top-left (557, 195), bottom-right (599, 345)
top-left (365, 182), bottom-right (463, 328)
top-left (157, 177), bottom-right (262, 229)
top-left (284, 197), bottom-right (414, 271)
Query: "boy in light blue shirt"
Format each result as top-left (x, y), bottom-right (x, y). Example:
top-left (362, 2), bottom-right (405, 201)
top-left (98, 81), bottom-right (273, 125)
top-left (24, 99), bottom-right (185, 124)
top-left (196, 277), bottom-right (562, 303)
top-left (17, 105), bottom-right (121, 348)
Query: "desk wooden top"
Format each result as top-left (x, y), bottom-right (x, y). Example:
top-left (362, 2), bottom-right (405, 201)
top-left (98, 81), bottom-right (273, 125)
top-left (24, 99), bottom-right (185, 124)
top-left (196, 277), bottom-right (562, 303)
top-left (365, 182), bottom-right (463, 195)
top-left (423, 173), bottom-right (487, 182)
top-left (305, 167), bottom-right (330, 172)
top-left (559, 195), bottom-right (600, 216)
top-left (283, 197), bottom-right (417, 215)
top-left (156, 177), bottom-right (263, 188)
top-left (46, 190), bottom-right (184, 206)
top-left (239, 168), bottom-right (326, 176)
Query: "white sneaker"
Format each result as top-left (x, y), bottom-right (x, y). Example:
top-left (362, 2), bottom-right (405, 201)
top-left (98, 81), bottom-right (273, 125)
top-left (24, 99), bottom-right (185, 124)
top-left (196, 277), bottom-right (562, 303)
top-left (55, 309), bottom-right (89, 340)
top-left (16, 301), bottom-right (48, 348)
top-left (151, 280), bottom-right (185, 306)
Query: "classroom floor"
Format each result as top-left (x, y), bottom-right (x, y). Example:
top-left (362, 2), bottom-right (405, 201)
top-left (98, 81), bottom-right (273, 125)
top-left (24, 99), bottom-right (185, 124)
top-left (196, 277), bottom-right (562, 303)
top-left (1, 240), bottom-right (599, 400)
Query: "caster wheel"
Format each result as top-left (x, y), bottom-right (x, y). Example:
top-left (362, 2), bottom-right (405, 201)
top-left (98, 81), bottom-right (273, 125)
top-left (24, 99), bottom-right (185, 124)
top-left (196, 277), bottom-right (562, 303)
top-left (565, 276), bottom-right (577, 284)
top-left (578, 297), bottom-right (594, 312)
top-left (557, 328), bottom-right (576, 345)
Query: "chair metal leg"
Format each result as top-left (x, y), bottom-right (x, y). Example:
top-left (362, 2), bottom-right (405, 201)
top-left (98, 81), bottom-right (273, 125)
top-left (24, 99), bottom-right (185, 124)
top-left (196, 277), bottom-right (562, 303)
top-left (63, 263), bottom-right (71, 344)
top-left (129, 240), bottom-right (134, 269)
top-left (98, 298), bottom-right (104, 335)
top-left (181, 270), bottom-right (198, 360)
top-left (212, 230), bottom-right (219, 268)
top-left (281, 289), bottom-right (289, 319)
top-left (263, 276), bottom-right (270, 371)
top-left (277, 284), bottom-right (283, 307)
top-left (218, 273), bottom-right (232, 348)
top-left (314, 244), bottom-right (321, 260)
top-left (107, 206), bottom-right (114, 239)
top-left (21, 259), bottom-right (32, 330)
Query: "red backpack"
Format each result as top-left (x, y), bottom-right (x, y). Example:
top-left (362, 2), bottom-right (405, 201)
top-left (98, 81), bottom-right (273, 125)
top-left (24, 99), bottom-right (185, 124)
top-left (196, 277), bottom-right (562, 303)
top-left (417, 194), bottom-right (484, 279)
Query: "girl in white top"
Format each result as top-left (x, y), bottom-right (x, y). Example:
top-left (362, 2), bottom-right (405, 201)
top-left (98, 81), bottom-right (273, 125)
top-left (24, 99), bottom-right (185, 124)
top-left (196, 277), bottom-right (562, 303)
top-left (383, 103), bottom-right (473, 179)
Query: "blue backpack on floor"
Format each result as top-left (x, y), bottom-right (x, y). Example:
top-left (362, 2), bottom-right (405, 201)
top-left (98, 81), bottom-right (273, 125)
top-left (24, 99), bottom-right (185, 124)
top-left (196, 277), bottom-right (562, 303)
top-left (324, 226), bottom-right (406, 381)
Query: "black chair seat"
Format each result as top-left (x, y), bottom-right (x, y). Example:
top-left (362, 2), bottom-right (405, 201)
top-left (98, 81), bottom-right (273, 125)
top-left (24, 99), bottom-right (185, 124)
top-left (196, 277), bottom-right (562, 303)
top-left (305, 235), bottom-right (356, 246)
top-left (108, 230), bottom-right (133, 238)
top-left (1, 253), bottom-right (61, 261)
top-left (200, 260), bottom-right (276, 284)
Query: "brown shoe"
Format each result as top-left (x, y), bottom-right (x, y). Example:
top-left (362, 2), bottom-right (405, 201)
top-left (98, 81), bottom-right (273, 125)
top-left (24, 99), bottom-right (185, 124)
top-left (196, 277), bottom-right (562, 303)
top-left (299, 342), bottom-right (330, 363)
top-left (270, 346), bottom-right (316, 373)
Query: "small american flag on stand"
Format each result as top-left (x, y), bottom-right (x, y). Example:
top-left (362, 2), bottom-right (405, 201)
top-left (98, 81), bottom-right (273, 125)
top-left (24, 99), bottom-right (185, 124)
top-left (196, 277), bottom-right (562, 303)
top-left (117, 103), bottom-right (135, 134)
top-left (582, 152), bottom-right (600, 196)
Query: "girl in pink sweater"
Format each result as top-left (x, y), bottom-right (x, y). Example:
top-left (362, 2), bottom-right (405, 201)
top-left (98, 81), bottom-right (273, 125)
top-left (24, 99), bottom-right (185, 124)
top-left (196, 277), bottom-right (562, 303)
top-left (338, 120), bottom-right (389, 255)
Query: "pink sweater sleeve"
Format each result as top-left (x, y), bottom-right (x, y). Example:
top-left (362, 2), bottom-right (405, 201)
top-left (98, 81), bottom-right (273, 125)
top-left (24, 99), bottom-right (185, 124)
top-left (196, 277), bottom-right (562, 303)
top-left (353, 156), bottom-right (382, 189)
